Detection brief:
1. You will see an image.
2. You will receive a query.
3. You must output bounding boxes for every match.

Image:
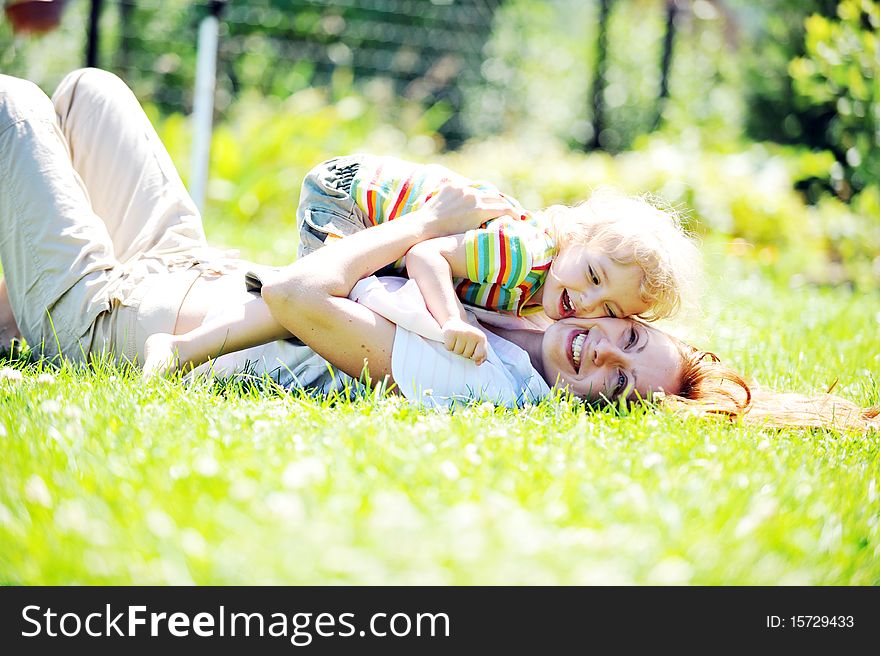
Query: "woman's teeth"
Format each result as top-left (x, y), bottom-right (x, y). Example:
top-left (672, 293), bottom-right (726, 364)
top-left (572, 332), bottom-right (587, 368)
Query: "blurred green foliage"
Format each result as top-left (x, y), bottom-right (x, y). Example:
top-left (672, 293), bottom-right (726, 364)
top-left (3, 0), bottom-right (497, 144)
top-left (791, 0), bottom-right (880, 203)
top-left (465, 0), bottom-right (661, 150)
top-left (739, 0), bottom-right (840, 152)
top-left (450, 133), bottom-right (879, 287)
top-left (151, 75), bottom-right (449, 262)
top-left (465, 0), bottom-right (752, 152)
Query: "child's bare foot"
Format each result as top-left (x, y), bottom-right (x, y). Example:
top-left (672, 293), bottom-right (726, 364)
top-left (142, 333), bottom-right (180, 379)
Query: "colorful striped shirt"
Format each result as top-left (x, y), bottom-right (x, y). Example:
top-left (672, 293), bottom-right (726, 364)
top-left (349, 156), bottom-right (556, 315)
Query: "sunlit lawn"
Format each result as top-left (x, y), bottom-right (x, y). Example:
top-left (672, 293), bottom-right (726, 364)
top-left (1, 229), bottom-right (878, 584)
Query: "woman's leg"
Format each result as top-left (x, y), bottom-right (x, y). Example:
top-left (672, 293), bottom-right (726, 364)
top-left (142, 293), bottom-right (290, 377)
top-left (0, 74), bottom-right (118, 359)
top-left (51, 68), bottom-right (207, 263)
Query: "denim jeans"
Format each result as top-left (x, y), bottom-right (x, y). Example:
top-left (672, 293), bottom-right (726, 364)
top-left (296, 155), bottom-right (372, 258)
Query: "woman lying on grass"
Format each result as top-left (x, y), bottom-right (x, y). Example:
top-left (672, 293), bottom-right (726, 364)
top-left (0, 68), bottom-right (680, 408)
top-left (0, 69), bottom-right (875, 429)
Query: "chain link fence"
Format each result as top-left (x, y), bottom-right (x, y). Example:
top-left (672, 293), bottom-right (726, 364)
top-left (2, 0), bottom-right (503, 144)
top-left (2, 1), bottom-right (761, 155)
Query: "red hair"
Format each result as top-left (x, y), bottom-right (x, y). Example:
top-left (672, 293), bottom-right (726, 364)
top-left (662, 344), bottom-right (878, 432)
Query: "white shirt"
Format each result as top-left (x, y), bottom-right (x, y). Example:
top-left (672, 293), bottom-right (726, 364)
top-left (351, 276), bottom-right (549, 408)
top-left (193, 276), bottom-right (551, 408)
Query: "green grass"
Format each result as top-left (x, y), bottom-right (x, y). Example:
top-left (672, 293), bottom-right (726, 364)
top-left (1, 240), bottom-right (878, 585)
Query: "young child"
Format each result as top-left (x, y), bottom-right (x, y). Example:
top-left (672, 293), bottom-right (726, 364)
top-left (143, 155), bottom-right (700, 375)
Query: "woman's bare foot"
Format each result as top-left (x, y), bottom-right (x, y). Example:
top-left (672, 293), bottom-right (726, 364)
top-left (0, 325), bottom-right (20, 354)
top-left (142, 333), bottom-right (181, 379)
top-left (0, 277), bottom-right (21, 350)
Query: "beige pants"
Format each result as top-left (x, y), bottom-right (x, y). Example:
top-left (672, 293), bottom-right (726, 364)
top-left (0, 68), bottom-right (211, 362)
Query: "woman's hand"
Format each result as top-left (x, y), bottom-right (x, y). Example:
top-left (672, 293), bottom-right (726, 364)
top-left (421, 182), bottom-right (516, 237)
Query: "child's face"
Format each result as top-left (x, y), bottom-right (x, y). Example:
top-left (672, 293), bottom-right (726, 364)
top-left (542, 244), bottom-right (649, 320)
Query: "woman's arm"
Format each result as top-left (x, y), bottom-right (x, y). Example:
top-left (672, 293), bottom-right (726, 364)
top-left (261, 183), bottom-right (513, 383)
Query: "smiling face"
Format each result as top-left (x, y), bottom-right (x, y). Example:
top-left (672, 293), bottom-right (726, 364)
top-left (539, 317), bottom-right (683, 402)
top-left (541, 243), bottom-right (650, 320)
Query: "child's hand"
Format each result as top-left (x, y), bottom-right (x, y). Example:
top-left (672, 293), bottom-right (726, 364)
top-left (422, 182), bottom-right (514, 237)
top-left (441, 317), bottom-right (489, 365)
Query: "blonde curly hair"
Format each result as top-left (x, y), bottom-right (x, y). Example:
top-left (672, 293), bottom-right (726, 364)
top-left (540, 189), bottom-right (701, 321)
